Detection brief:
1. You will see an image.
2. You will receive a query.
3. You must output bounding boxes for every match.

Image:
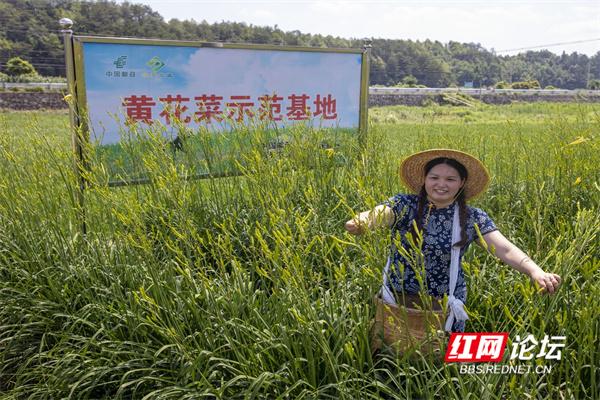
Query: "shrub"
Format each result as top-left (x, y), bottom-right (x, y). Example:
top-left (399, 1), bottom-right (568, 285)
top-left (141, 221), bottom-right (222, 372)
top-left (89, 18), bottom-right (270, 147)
top-left (589, 79), bottom-right (600, 90)
top-left (5, 57), bottom-right (37, 76)
top-left (494, 81), bottom-right (510, 89)
top-left (511, 80), bottom-right (541, 89)
top-left (13, 74), bottom-right (64, 83)
top-left (439, 92), bottom-right (479, 107)
top-left (397, 75), bottom-right (418, 88)
top-left (421, 98), bottom-right (438, 107)
top-left (24, 86), bottom-right (45, 92)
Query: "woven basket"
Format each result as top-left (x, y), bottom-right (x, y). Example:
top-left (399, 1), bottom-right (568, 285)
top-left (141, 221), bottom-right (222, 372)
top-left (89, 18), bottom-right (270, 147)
top-left (370, 295), bottom-right (446, 354)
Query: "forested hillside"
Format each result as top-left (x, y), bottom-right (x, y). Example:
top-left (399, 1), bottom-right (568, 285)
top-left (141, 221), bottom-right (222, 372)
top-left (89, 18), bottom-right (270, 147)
top-left (1, 0), bottom-right (598, 88)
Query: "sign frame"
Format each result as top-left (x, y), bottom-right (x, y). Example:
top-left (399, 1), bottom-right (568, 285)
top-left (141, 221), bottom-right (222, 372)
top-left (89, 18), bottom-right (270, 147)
top-left (63, 31), bottom-right (370, 232)
top-left (71, 36), bottom-right (369, 150)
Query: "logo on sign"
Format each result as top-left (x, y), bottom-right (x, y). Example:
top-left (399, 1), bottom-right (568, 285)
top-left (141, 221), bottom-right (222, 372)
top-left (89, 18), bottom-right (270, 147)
top-left (113, 55), bottom-right (127, 69)
top-left (106, 55), bottom-right (135, 78)
top-left (146, 56), bottom-right (166, 73)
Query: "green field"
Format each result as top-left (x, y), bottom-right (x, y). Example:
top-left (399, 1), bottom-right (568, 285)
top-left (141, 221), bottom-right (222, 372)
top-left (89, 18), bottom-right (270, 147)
top-left (0, 103), bottom-right (598, 399)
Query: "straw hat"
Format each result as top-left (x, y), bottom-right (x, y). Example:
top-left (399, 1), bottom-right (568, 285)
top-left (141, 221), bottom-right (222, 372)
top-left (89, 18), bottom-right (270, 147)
top-left (400, 149), bottom-right (490, 200)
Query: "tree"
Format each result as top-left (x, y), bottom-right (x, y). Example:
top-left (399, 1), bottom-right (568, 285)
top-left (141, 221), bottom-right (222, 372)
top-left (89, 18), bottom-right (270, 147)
top-left (400, 75), bottom-right (418, 87)
top-left (1, 0), bottom-right (598, 86)
top-left (5, 56), bottom-right (37, 76)
top-left (370, 55), bottom-right (387, 85)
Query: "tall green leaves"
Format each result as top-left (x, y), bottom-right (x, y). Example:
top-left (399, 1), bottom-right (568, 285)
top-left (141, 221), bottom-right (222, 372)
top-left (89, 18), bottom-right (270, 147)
top-left (0, 104), bottom-right (598, 399)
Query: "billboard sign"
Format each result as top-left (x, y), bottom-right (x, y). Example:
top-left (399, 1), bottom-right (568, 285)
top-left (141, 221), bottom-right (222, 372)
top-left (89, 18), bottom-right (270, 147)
top-left (70, 37), bottom-right (369, 184)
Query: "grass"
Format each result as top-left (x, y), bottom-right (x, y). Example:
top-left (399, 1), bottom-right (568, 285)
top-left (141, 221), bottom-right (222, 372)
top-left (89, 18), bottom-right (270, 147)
top-left (369, 102), bottom-right (599, 124)
top-left (93, 120), bottom-right (355, 184)
top-left (0, 102), bottom-right (598, 399)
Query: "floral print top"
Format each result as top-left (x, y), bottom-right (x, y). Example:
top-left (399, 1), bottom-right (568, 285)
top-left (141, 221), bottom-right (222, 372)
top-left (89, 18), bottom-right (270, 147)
top-left (384, 194), bottom-right (498, 331)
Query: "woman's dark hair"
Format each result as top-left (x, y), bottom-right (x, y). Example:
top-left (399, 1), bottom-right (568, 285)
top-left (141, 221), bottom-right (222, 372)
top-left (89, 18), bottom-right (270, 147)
top-left (412, 157), bottom-right (469, 247)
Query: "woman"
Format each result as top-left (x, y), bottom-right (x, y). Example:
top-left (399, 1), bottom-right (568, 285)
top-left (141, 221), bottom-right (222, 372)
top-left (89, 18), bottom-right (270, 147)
top-left (345, 149), bottom-right (561, 332)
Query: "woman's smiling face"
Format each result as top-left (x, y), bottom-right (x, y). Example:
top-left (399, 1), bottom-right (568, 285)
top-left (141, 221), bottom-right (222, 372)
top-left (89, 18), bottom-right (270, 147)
top-left (424, 163), bottom-right (465, 208)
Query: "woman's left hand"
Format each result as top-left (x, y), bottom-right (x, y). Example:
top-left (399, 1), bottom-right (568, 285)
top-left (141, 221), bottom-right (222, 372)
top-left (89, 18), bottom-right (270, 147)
top-left (530, 270), bottom-right (561, 294)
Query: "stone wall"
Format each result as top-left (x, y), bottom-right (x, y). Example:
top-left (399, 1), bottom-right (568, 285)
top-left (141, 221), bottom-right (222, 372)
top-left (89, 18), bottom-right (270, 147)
top-left (368, 92), bottom-right (600, 107)
top-left (0, 92), bottom-right (67, 110)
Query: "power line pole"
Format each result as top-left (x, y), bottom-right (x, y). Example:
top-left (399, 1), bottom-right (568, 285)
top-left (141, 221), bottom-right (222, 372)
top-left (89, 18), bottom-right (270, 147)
top-left (586, 58), bottom-right (591, 88)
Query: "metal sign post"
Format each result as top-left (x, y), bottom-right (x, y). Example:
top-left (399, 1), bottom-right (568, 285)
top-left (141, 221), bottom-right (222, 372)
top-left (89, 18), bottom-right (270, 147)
top-left (60, 18), bottom-right (87, 235)
top-left (360, 38), bottom-right (372, 148)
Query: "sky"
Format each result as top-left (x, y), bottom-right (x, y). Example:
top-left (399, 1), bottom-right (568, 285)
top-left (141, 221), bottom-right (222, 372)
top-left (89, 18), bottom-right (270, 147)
top-left (123, 0), bottom-right (600, 56)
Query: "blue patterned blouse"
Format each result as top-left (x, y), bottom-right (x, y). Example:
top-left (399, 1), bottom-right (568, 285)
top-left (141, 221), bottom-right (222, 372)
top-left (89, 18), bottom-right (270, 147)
top-left (384, 194), bottom-right (498, 331)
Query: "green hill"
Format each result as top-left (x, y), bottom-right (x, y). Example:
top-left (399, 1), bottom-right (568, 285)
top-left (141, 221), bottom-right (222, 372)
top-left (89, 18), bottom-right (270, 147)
top-left (0, 0), bottom-right (599, 89)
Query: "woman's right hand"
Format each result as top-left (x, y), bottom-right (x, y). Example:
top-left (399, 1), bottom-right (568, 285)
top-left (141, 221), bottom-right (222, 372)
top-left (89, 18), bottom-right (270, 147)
top-left (345, 206), bottom-right (393, 235)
